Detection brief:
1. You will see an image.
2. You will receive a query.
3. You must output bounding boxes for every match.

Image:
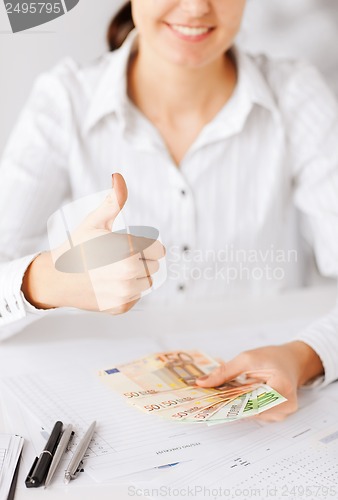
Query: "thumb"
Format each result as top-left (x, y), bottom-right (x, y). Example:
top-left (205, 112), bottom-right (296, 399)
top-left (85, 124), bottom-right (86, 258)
top-left (196, 357), bottom-right (244, 388)
top-left (84, 173), bottom-right (128, 231)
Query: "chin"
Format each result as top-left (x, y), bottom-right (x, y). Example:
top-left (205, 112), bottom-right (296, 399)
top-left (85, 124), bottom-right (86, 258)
top-left (164, 49), bottom-right (214, 69)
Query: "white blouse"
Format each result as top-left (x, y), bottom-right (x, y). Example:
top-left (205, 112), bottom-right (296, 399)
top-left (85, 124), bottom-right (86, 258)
top-left (0, 30), bottom-right (338, 385)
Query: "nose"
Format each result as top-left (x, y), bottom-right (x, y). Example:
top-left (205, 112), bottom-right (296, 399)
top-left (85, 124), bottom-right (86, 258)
top-left (180, 0), bottom-right (210, 18)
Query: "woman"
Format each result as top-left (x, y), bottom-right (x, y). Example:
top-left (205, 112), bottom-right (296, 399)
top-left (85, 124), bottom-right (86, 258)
top-left (0, 0), bottom-right (337, 421)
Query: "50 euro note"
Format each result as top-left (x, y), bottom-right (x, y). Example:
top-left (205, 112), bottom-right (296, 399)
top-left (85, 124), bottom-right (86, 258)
top-left (100, 351), bottom-right (257, 412)
top-left (153, 387), bottom-right (260, 424)
top-left (180, 398), bottom-right (241, 424)
top-left (154, 393), bottom-right (241, 423)
top-left (99, 350), bottom-right (258, 398)
top-left (100, 350), bottom-right (220, 392)
top-left (131, 383), bottom-right (259, 412)
top-left (98, 351), bottom-right (221, 408)
top-left (98, 365), bottom-right (256, 415)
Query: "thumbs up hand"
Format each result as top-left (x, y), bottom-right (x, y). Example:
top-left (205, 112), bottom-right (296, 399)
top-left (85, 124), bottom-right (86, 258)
top-left (22, 174), bottom-right (166, 314)
top-left (69, 173), bottom-right (129, 246)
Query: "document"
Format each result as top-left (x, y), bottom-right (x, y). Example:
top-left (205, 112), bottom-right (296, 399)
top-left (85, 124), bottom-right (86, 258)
top-left (1, 369), bottom-right (263, 482)
top-left (135, 394), bottom-right (338, 499)
top-left (0, 433), bottom-right (24, 499)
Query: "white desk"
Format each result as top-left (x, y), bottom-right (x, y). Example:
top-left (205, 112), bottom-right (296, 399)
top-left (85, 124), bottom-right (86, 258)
top-left (0, 285), bottom-right (337, 499)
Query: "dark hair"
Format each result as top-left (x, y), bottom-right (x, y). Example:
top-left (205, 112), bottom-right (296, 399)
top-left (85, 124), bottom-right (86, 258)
top-left (107, 1), bottom-right (134, 51)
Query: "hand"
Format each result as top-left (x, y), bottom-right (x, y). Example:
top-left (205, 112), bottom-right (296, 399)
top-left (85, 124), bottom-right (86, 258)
top-left (22, 173), bottom-right (166, 314)
top-left (196, 341), bottom-right (324, 422)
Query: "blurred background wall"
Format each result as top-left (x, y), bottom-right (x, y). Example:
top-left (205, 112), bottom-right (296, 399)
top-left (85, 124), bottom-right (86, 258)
top-left (1, 0), bottom-right (337, 154)
top-left (0, 0), bottom-right (123, 153)
top-left (238, 0), bottom-right (338, 95)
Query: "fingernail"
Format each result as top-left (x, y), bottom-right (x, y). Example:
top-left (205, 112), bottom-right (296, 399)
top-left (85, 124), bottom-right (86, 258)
top-left (197, 375), bottom-right (209, 382)
top-left (111, 173), bottom-right (115, 187)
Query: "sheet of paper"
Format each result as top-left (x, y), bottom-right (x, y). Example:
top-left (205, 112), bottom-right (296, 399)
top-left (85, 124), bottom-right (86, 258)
top-left (135, 393), bottom-right (338, 499)
top-left (1, 387), bottom-right (187, 489)
top-left (0, 434), bottom-right (11, 474)
top-left (1, 368), bottom-right (264, 482)
top-left (0, 433), bottom-right (24, 499)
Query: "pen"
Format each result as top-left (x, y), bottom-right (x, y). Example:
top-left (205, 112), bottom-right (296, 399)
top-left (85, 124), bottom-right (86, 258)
top-left (25, 420), bottom-right (63, 488)
top-left (44, 424), bottom-right (74, 488)
top-left (7, 451), bottom-right (22, 500)
top-left (64, 421), bottom-right (96, 484)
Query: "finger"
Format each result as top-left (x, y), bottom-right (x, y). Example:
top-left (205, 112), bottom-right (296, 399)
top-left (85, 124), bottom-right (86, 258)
top-left (107, 297), bottom-right (140, 315)
top-left (134, 275), bottom-right (153, 294)
top-left (112, 173), bottom-right (128, 214)
top-left (83, 173), bottom-right (128, 231)
top-left (113, 277), bottom-right (153, 301)
top-left (196, 356), bottom-right (247, 387)
top-left (136, 258), bottom-right (160, 278)
top-left (238, 369), bottom-right (275, 384)
top-left (100, 255), bottom-right (159, 280)
top-left (140, 238), bottom-right (166, 260)
top-left (256, 401), bottom-right (297, 422)
top-left (254, 377), bottom-right (297, 422)
top-left (101, 291), bottom-right (142, 310)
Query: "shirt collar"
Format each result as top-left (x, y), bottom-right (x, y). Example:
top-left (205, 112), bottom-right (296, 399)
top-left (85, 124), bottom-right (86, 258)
top-left (84, 30), bottom-right (279, 136)
top-left (187, 47), bottom-right (280, 153)
top-left (233, 47), bottom-right (279, 118)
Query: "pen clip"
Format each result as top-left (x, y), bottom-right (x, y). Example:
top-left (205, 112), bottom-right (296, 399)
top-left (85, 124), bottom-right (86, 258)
top-left (73, 460), bottom-right (84, 478)
top-left (25, 457), bottom-right (38, 487)
top-left (67, 431), bottom-right (75, 451)
top-left (65, 460), bottom-right (84, 483)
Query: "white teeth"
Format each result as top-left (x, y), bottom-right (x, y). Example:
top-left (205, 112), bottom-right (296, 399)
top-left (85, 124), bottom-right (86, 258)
top-left (171, 24), bottom-right (210, 36)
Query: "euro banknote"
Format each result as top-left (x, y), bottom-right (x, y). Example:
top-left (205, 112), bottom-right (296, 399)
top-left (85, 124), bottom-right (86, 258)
top-left (99, 350), bottom-right (287, 425)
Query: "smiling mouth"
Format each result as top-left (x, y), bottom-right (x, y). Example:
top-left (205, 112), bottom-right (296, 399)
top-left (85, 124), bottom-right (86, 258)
top-left (167, 23), bottom-right (214, 37)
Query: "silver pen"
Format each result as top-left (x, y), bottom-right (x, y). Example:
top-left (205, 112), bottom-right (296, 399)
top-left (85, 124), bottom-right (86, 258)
top-left (64, 421), bottom-right (96, 484)
top-left (44, 424), bottom-right (74, 488)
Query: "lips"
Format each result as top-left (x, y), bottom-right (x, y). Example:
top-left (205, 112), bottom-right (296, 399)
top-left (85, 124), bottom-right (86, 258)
top-left (165, 22), bottom-right (215, 42)
top-left (170, 24), bottom-right (212, 36)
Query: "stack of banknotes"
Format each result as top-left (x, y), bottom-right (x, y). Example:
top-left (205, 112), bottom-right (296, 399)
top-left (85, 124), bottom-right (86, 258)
top-left (99, 351), bottom-right (286, 425)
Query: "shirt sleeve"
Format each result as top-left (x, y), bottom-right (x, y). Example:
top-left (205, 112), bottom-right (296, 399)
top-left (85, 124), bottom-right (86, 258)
top-left (0, 61), bottom-right (74, 337)
top-left (282, 63), bottom-right (338, 386)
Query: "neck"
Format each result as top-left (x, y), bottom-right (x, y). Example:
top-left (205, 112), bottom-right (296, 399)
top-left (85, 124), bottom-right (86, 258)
top-left (128, 39), bottom-right (237, 124)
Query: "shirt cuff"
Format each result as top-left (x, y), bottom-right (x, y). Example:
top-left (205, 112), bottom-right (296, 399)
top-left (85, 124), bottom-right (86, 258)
top-left (294, 306), bottom-right (338, 388)
top-left (0, 253), bottom-right (48, 328)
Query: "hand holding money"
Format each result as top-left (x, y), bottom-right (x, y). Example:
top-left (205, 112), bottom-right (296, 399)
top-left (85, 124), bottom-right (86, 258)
top-left (197, 342), bottom-right (324, 422)
top-left (99, 350), bottom-right (287, 425)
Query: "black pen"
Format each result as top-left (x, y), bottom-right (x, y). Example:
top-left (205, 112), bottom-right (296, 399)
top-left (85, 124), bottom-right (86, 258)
top-left (25, 421), bottom-right (63, 488)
